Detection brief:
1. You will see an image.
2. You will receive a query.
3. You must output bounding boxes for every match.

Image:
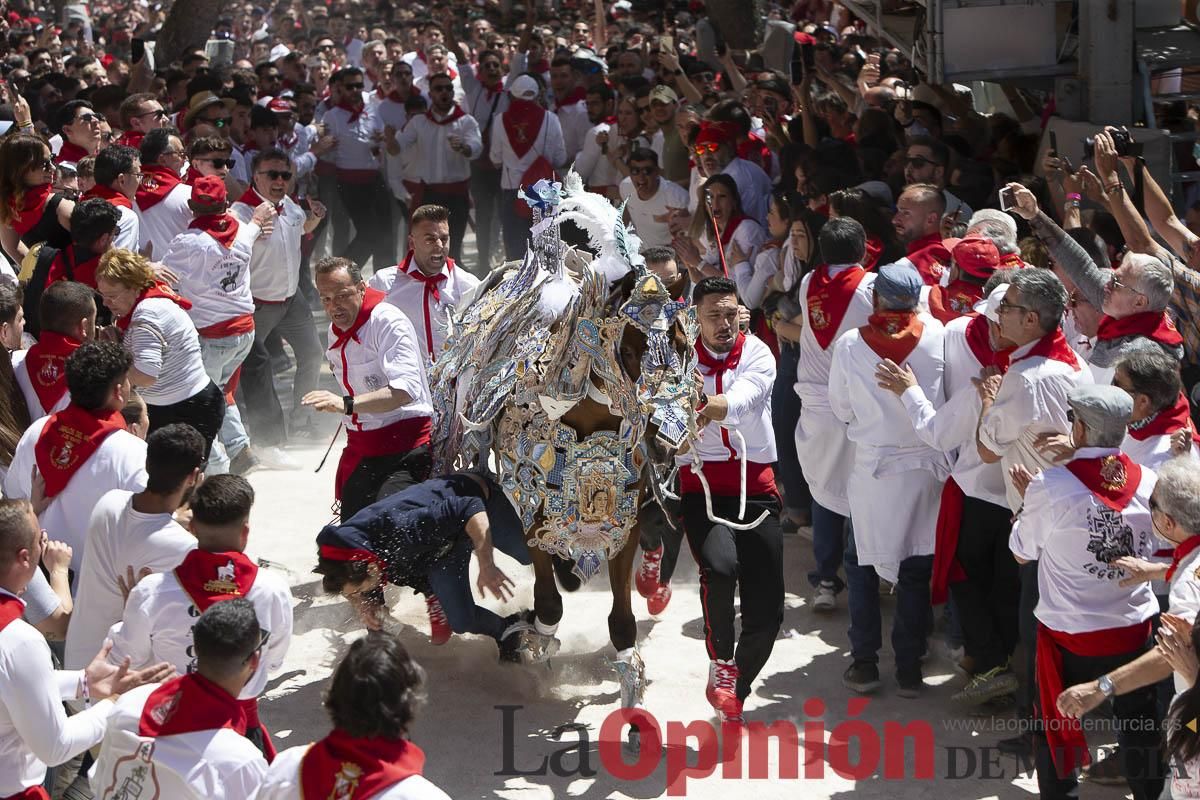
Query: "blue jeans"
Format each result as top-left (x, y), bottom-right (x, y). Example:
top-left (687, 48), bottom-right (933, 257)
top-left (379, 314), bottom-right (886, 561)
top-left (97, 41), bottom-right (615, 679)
top-left (427, 494), bottom-right (532, 641)
top-left (772, 343), bottom-right (810, 512)
top-left (844, 530), bottom-right (933, 673)
top-left (199, 332), bottom-right (253, 473)
top-left (807, 501), bottom-right (846, 591)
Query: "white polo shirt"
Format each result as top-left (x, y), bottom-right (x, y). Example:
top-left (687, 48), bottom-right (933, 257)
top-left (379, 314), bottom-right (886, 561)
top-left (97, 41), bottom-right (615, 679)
top-left (378, 254), bottom-right (480, 360)
top-left (137, 183), bottom-right (194, 259)
top-left (231, 194), bottom-right (305, 302)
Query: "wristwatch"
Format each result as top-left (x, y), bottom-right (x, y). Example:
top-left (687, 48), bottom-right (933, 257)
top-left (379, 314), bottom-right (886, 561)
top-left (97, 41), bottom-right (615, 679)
top-left (1097, 674), bottom-right (1116, 697)
top-left (343, 395), bottom-right (355, 415)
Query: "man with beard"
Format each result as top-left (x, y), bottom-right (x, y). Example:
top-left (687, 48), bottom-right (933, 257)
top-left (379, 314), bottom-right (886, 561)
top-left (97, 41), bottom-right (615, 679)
top-left (574, 83), bottom-right (621, 198)
top-left (620, 148), bottom-right (689, 250)
top-left (689, 120), bottom-right (771, 228)
top-left (903, 137), bottom-right (972, 221)
top-left (892, 183), bottom-right (952, 286)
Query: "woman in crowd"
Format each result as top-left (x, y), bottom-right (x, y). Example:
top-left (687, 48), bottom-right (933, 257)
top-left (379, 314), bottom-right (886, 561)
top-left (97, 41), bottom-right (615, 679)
top-left (828, 186), bottom-right (901, 270)
top-left (0, 133), bottom-right (75, 265)
top-left (95, 248), bottom-right (225, 454)
top-left (676, 173), bottom-right (766, 284)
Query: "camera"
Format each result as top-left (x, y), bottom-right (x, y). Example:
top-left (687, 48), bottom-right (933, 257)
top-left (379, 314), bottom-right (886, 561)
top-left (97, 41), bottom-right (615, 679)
top-left (1083, 128), bottom-right (1143, 159)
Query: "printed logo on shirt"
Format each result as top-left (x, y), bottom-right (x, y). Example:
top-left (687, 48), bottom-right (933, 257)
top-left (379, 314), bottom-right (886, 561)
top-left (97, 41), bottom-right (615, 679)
top-left (809, 302), bottom-right (829, 331)
top-left (36, 356), bottom-right (64, 387)
top-left (99, 740), bottom-right (160, 799)
top-left (202, 560), bottom-right (241, 595)
top-left (332, 761), bottom-right (364, 799)
top-left (1083, 506), bottom-right (1142, 581)
top-left (364, 374), bottom-right (383, 391)
top-left (51, 441), bottom-right (77, 470)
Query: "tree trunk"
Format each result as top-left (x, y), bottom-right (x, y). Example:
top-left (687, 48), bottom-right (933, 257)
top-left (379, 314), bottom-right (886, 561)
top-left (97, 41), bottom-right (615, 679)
top-left (154, 0), bottom-right (229, 67)
top-left (704, 0), bottom-right (765, 51)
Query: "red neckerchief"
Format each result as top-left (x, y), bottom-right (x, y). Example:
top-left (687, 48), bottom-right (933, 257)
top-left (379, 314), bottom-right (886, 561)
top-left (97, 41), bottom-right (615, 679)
top-left (905, 232), bottom-right (951, 285)
top-left (401, 251), bottom-right (454, 358)
top-left (927, 280), bottom-right (984, 324)
top-left (25, 332), bottom-right (81, 413)
top-left (964, 315), bottom-right (1013, 372)
top-left (1128, 391), bottom-right (1194, 441)
top-left (237, 186), bottom-right (283, 215)
top-left (35, 404), bottom-right (126, 498)
top-left (695, 332), bottom-right (745, 377)
top-left (137, 673), bottom-right (249, 739)
top-left (173, 549), bottom-right (259, 613)
top-left (805, 264), bottom-right (867, 350)
top-left (528, 58), bottom-right (550, 73)
top-left (717, 215), bottom-right (747, 248)
top-left (330, 288), bottom-right (385, 351)
top-left (601, 115), bottom-right (617, 125)
top-left (999, 252), bottom-right (1025, 269)
top-left (860, 310), bottom-right (924, 363)
top-left (556, 85), bottom-right (586, 107)
top-left (83, 182), bottom-right (133, 209)
top-left (482, 79), bottom-right (504, 100)
top-left (1096, 310), bottom-right (1184, 348)
top-left (56, 140), bottom-right (91, 164)
top-left (115, 282), bottom-right (194, 332)
top-left (503, 98), bottom-right (546, 159)
top-left (10, 183), bottom-right (52, 237)
top-left (300, 729), bottom-right (425, 800)
top-left (1167, 535), bottom-right (1200, 582)
top-left (1011, 328), bottom-right (1081, 371)
top-left (335, 100), bottom-right (364, 123)
top-left (862, 236), bottom-right (884, 271)
top-left (115, 130), bottom-right (144, 150)
top-left (0, 593), bottom-right (24, 634)
top-left (426, 104), bottom-right (466, 125)
top-left (49, 245), bottom-right (101, 288)
top-left (135, 165), bottom-right (183, 212)
top-left (1064, 451), bottom-right (1142, 512)
top-left (188, 212), bottom-right (240, 248)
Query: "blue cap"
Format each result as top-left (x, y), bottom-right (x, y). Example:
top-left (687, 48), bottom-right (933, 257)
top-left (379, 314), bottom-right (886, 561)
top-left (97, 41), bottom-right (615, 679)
top-left (874, 262), bottom-right (923, 308)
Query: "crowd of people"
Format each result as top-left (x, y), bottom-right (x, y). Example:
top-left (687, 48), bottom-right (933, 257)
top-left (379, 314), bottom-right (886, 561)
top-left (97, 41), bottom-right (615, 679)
top-left (0, 0), bottom-right (1198, 797)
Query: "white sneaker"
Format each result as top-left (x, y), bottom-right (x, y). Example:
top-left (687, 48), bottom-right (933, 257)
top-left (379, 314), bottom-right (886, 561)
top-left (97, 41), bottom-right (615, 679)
top-left (255, 446), bottom-right (301, 470)
top-left (812, 581), bottom-right (837, 612)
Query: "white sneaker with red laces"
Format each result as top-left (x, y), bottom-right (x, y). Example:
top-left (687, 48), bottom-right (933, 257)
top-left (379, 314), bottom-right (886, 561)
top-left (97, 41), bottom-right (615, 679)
top-left (706, 659), bottom-right (740, 715)
top-left (635, 546), bottom-right (664, 598)
top-left (426, 595), bottom-right (451, 645)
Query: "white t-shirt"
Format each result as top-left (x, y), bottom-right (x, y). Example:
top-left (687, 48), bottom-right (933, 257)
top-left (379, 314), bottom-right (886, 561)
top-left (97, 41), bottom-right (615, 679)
top-left (379, 255), bottom-right (480, 361)
top-left (124, 297), bottom-right (212, 405)
top-left (63, 490), bottom-right (195, 670)
top-left (137, 183), bottom-right (194, 259)
top-left (114, 205), bottom-right (140, 251)
top-left (163, 222), bottom-right (258, 331)
top-left (259, 744), bottom-right (451, 800)
top-left (619, 176), bottom-right (690, 250)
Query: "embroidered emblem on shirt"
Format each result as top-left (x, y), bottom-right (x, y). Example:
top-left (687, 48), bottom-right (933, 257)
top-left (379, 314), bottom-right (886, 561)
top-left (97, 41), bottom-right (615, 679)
top-left (809, 302), bottom-right (829, 330)
top-left (331, 762), bottom-right (363, 800)
top-left (36, 357), bottom-right (63, 387)
top-left (1099, 454), bottom-right (1128, 491)
top-left (202, 560), bottom-right (241, 595)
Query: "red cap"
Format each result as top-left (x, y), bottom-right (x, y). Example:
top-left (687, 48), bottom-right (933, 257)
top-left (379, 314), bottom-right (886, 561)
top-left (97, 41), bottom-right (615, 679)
top-left (952, 236), bottom-right (1000, 279)
top-left (794, 32), bottom-right (817, 45)
top-left (267, 96), bottom-right (296, 114)
top-left (192, 175), bottom-right (227, 206)
top-left (694, 120), bottom-right (736, 149)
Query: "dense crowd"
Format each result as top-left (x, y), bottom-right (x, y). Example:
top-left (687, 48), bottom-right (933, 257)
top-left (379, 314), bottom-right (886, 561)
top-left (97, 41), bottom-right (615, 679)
top-left (0, 0), bottom-right (1198, 797)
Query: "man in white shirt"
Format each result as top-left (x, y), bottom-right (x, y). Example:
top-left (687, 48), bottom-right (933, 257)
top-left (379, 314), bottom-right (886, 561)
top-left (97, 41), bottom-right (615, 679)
top-left (1008, 384), bottom-right (1164, 800)
top-left (107, 474), bottom-right (292, 759)
top-left (675, 276), bottom-right (779, 725)
top-left (81, 145), bottom-right (141, 251)
top-left (575, 83), bottom-right (620, 196)
top-left (829, 263), bottom-right (948, 697)
top-left (0, 498), bottom-right (171, 799)
top-left (369, 204), bottom-right (480, 362)
top-left (462, 49), bottom-right (508, 274)
top-left (89, 599), bottom-right (271, 800)
top-left (4, 341), bottom-right (148, 580)
top-left (13, 281), bottom-right (94, 419)
top-left (259, 632), bottom-right (451, 800)
top-left (1115, 350), bottom-right (1200, 467)
top-left (392, 73), bottom-right (482, 264)
top-left (323, 67), bottom-right (394, 272)
top-left (794, 218), bottom-right (877, 612)
top-left (547, 56), bottom-right (589, 165)
top-left (490, 74), bottom-right (566, 261)
top-left (135, 127), bottom-right (193, 259)
top-left (63, 422), bottom-right (206, 671)
top-left (229, 149), bottom-right (324, 458)
top-left (620, 148), bottom-right (690, 250)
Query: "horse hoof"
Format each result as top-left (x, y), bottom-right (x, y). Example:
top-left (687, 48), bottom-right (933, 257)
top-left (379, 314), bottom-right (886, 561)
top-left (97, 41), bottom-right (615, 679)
top-left (613, 649), bottom-right (647, 710)
top-left (624, 727), bottom-right (640, 755)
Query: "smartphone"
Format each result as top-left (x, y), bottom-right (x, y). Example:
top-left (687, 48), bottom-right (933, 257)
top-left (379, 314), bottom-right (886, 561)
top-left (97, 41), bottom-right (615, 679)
top-left (999, 186), bottom-right (1017, 212)
top-left (131, 36), bottom-right (145, 63)
top-left (661, 34), bottom-right (673, 54)
top-left (1049, 130), bottom-right (1058, 154)
top-left (801, 42), bottom-right (815, 71)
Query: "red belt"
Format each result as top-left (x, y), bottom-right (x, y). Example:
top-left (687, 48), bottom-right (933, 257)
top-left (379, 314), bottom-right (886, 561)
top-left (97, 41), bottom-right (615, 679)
top-left (680, 461), bottom-right (776, 497)
top-left (930, 477), bottom-right (968, 605)
top-left (2, 787), bottom-right (50, 799)
top-left (239, 696), bottom-right (277, 763)
top-left (197, 313), bottom-right (255, 339)
top-left (334, 416), bottom-right (432, 500)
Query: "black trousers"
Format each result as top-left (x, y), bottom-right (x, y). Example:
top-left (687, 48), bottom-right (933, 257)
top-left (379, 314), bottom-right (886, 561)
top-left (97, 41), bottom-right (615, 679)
top-left (421, 187), bottom-right (470, 265)
top-left (238, 296), bottom-right (323, 447)
top-left (340, 446), bottom-right (432, 522)
top-left (469, 165), bottom-right (501, 275)
top-left (949, 495), bottom-right (1020, 673)
top-left (1033, 641), bottom-right (1164, 800)
top-left (338, 175), bottom-right (395, 272)
top-left (1017, 559), bottom-right (1040, 721)
top-left (499, 189), bottom-right (527, 261)
top-left (146, 382), bottom-right (225, 456)
top-left (681, 493), bottom-right (782, 700)
top-left (639, 495), bottom-right (684, 584)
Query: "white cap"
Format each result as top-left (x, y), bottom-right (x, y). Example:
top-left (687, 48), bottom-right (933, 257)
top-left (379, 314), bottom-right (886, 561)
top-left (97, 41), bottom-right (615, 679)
top-left (269, 44), bottom-right (291, 62)
top-left (508, 74), bottom-right (540, 100)
top-left (976, 282), bottom-right (1009, 324)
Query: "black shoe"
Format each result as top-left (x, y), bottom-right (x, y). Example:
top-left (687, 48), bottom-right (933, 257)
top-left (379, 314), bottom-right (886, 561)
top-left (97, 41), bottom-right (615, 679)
top-left (228, 447), bottom-right (260, 476)
top-left (996, 730), bottom-right (1034, 756)
top-left (842, 661), bottom-right (881, 694)
top-left (1081, 745), bottom-right (1125, 785)
top-left (896, 666), bottom-right (924, 698)
top-left (498, 613), bottom-right (534, 664)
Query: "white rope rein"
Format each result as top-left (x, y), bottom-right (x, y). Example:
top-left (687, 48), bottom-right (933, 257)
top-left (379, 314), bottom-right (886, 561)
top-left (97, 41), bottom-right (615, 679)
top-left (669, 427), bottom-right (768, 532)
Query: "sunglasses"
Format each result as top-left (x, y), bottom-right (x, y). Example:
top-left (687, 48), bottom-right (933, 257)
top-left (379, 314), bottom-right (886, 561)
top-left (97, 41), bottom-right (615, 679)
top-left (244, 629), bottom-right (271, 664)
top-left (133, 108), bottom-right (168, 119)
top-left (693, 141), bottom-right (720, 156)
top-left (203, 116), bottom-right (232, 128)
top-left (1066, 409), bottom-right (1075, 423)
top-left (74, 112), bottom-right (102, 125)
top-left (905, 155), bottom-right (941, 168)
top-left (198, 157), bottom-right (236, 168)
top-left (629, 166), bottom-right (656, 176)
top-left (258, 170), bottom-right (293, 181)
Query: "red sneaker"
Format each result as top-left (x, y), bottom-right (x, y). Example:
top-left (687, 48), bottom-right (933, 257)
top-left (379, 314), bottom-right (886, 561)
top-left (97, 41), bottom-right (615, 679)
top-left (635, 546), bottom-right (664, 598)
top-left (706, 659), bottom-right (740, 715)
top-left (426, 595), bottom-right (451, 645)
top-left (646, 583), bottom-right (672, 616)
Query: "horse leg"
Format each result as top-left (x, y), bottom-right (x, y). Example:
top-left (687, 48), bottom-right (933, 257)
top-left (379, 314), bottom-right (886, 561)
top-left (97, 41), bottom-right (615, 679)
top-left (519, 546), bottom-right (563, 663)
top-left (609, 527), bottom-right (648, 751)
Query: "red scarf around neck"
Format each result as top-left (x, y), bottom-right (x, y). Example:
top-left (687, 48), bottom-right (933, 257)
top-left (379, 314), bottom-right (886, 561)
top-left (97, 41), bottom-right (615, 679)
top-left (56, 140), bottom-right (92, 164)
top-left (115, 282), bottom-right (193, 332)
top-left (0, 593), bottom-right (24, 634)
top-left (1064, 451), bottom-right (1142, 512)
top-left (115, 130), bottom-right (144, 150)
top-left (805, 265), bottom-right (867, 350)
top-left (928, 280), bottom-right (984, 324)
top-left (426, 104), bottom-right (466, 125)
top-left (1167, 535), bottom-right (1200, 582)
top-left (25, 332), bottom-right (81, 413)
top-left (135, 165), bottom-right (183, 211)
top-left (336, 100), bottom-right (365, 123)
top-left (905, 232), bottom-right (951, 285)
top-left (1096, 310), bottom-right (1184, 348)
top-left (83, 182), bottom-right (133, 209)
top-left (137, 673), bottom-right (248, 739)
top-left (300, 729), bottom-right (426, 800)
top-left (10, 182), bottom-right (53, 237)
top-left (557, 85), bottom-right (586, 107)
top-left (173, 549), bottom-right (259, 613)
top-left (1128, 391), bottom-right (1195, 441)
top-left (48, 245), bottom-right (101, 288)
top-left (331, 288), bottom-right (385, 351)
top-left (860, 310), bottom-right (924, 363)
top-left (964, 315), bottom-right (1013, 372)
top-left (718, 215), bottom-right (747, 248)
top-left (237, 186), bottom-right (284, 216)
top-left (1012, 328), bottom-right (1081, 371)
top-left (188, 213), bottom-right (241, 248)
top-left (862, 236), bottom-right (884, 271)
top-left (503, 98), bottom-right (546, 159)
top-left (35, 404), bottom-right (126, 498)
top-left (696, 332), bottom-right (746, 378)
